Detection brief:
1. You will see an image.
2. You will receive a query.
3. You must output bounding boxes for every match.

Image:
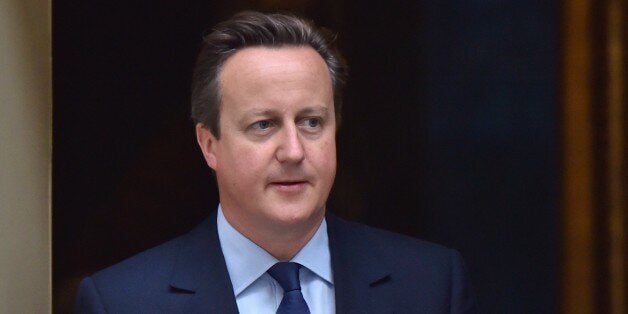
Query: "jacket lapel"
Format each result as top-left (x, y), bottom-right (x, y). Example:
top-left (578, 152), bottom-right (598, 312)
top-left (327, 213), bottom-right (394, 313)
top-left (164, 211), bottom-right (394, 313)
top-left (168, 211), bottom-right (239, 313)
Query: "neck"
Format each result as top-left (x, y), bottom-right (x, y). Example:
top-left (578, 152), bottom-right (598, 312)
top-left (222, 208), bottom-right (324, 261)
top-left (257, 223), bottom-right (321, 261)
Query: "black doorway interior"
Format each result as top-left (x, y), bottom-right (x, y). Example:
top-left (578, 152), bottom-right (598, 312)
top-left (53, 1), bottom-right (559, 313)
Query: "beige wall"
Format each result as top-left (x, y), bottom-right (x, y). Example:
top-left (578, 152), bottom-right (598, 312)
top-left (0, 0), bottom-right (52, 312)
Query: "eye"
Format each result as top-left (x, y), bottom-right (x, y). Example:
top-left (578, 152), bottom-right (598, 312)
top-left (253, 120), bottom-right (273, 130)
top-left (303, 117), bottom-right (321, 128)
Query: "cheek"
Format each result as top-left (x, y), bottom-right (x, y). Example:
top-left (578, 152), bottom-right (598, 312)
top-left (217, 155), bottom-right (263, 194)
top-left (222, 143), bottom-right (272, 177)
top-left (312, 139), bottom-right (337, 175)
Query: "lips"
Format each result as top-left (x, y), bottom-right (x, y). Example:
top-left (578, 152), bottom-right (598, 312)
top-left (269, 180), bottom-right (308, 193)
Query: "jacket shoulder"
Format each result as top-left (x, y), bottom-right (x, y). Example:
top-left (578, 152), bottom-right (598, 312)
top-left (329, 214), bottom-right (455, 260)
top-left (327, 214), bottom-right (478, 313)
top-left (91, 234), bottom-right (184, 286)
top-left (75, 232), bottom-right (190, 313)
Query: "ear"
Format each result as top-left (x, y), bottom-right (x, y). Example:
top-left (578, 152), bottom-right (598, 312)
top-left (195, 123), bottom-right (218, 170)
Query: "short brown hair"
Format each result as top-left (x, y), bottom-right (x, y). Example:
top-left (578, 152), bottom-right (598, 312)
top-left (190, 11), bottom-right (348, 137)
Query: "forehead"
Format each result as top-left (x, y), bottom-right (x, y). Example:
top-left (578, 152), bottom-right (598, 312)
top-left (219, 46), bottom-right (331, 93)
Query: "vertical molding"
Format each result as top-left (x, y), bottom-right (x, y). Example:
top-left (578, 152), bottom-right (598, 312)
top-left (561, 0), bottom-right (595, 313)
top-left (0, 0), bottom-right (52, 312)
top-left (606, 1), bottom-right (626, 313)
top-left (562, 0), bottom-right (627, 312)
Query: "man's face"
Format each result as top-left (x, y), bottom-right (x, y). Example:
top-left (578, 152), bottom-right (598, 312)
top-left (197, 46), bottom-right (336, 235)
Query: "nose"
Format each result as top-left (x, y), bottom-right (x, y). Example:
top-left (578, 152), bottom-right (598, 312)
top-left (275, 125), bottom-right (305, 164)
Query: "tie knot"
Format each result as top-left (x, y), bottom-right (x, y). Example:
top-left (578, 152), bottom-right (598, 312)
top-left (267, 262), bottom-right (302, 292)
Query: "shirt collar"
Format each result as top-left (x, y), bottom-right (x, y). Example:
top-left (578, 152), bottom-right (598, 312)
top-left (216, 205), bottom-right (333, 296)
top-left (291, 217), bottom-right (333, 285)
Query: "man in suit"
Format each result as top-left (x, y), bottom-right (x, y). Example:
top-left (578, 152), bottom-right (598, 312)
top-left (75, 11), bottom-right (477, 313)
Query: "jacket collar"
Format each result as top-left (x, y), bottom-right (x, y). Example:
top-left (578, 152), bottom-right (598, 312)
top-left (326, 212), bottom-right (393, 313)
top-left (169, 210), bottom-right (239, 313)
top-left (167, 210), bottom-right (392, 313)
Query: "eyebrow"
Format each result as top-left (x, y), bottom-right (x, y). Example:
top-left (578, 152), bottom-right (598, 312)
top-left (237, 108), bottom-right (275, 127)
top-left (299, 106), bottom-right (330, 116)
top-left (241, 108), bottom-right (276, 119)
top-left (239, 106), bottom-right (330, 124)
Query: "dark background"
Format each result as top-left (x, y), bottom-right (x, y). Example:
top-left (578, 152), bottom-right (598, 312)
top-left (54, 1), bottom-right (559, 313)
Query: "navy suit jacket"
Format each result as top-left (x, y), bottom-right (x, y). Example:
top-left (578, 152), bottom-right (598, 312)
top-left (75, 211), bottom-right (478, 313)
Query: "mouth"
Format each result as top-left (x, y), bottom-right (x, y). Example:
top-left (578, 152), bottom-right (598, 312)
top-left (269, 180), bottom-right (309, 193)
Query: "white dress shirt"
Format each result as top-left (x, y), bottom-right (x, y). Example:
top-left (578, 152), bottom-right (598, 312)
top-left (217, 205), bottom-right (335, 314)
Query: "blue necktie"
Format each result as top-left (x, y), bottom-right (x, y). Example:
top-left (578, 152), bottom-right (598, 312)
top-left (267, 262), bottom-right (311, 314)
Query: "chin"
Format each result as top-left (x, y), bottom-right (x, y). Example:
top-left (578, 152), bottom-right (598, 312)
top-left (268, 204), bottom-right (324, 226)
